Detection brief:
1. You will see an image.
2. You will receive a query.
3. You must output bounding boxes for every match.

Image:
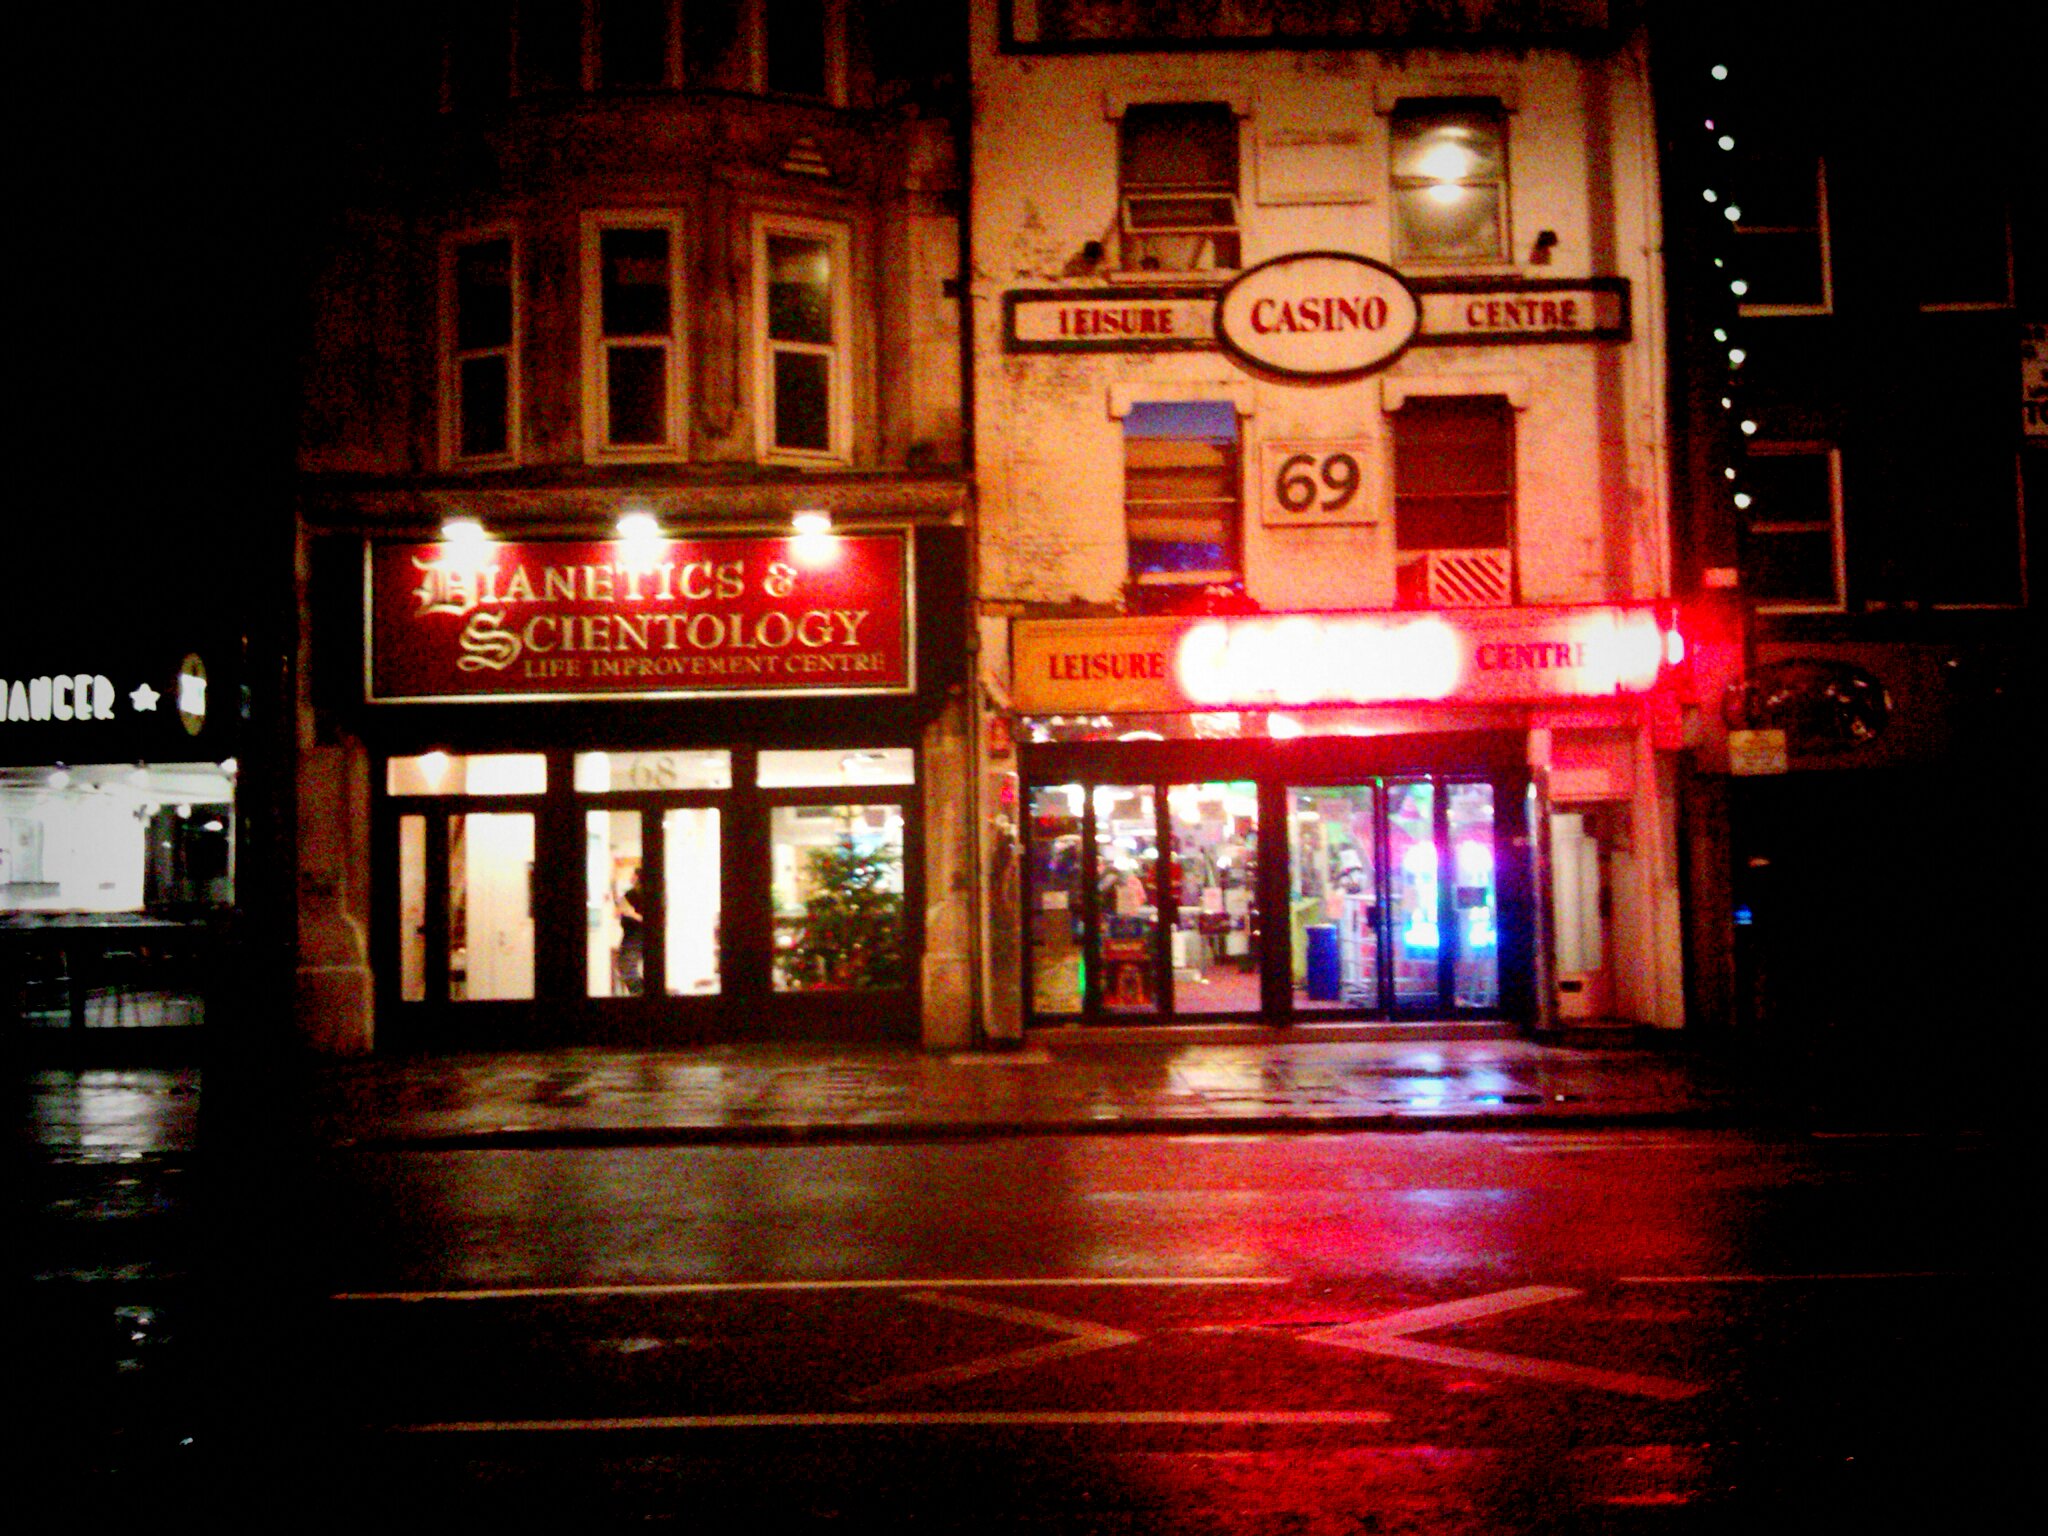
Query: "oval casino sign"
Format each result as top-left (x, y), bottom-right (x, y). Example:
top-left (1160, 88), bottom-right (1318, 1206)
top-left (1216, 252), bottom-right (1419, 380)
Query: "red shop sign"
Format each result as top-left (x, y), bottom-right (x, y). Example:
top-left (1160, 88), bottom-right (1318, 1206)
top-left (366, 531), bottom-right (914, 703)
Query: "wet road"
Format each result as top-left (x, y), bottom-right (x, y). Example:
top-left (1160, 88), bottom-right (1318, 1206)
top-left (24, 1103), bottom-right (2015, 1529)
top-left (295, 1129), bottom-right (2010, 1529)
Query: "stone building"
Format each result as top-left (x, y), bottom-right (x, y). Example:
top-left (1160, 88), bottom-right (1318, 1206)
top-left (292, 1), bottom-right (974, 1050)
top-left (967, 1), bottom-right (1701, 1036)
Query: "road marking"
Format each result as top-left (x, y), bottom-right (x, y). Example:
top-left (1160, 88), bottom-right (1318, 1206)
top-left (1301, 1285), bottom-right (1703, 1401)
top-left (330, 1276), bottom-right (1288, 1303)
top-left (857, 1291), bottom-right (1141, 1399)
top-left (397, 1409), bottom-right (1394, 1434)
top-left (1618, 1271), bottom-right (1955, 1284)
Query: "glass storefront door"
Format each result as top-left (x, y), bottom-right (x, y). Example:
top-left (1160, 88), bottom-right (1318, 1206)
top-left (1024, 751), bottom-right (1509, 1024)
top-left (1291, 777), bottom-right (1497, 1016)
top-left (382, 743), bottom-right (919, 1038)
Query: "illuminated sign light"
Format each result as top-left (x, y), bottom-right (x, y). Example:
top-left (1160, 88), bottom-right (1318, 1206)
top-left (1178, 616), bottom-right (1461, 705)
top-left (1175, 609), bottom-right (1669, 708)
top-left (1011, 607), bottom-right (1680, 715)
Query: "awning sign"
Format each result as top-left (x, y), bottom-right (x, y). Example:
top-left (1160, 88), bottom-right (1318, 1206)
top-left (1014, 606), bottom-right (1678, 714)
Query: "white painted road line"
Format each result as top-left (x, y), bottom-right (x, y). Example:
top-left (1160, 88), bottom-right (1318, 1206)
top-left (398, 1409), bottom-right (1396, 1434)
top-left (1618, 1271), bottom-right (1955, 1284)
top-left (1302, 1285), bottom-right (1704, 1401)
top-left (331, 1275), bottom-right (1289, 1303)
top-left (856, 1290), bottom-right (1142, 1400)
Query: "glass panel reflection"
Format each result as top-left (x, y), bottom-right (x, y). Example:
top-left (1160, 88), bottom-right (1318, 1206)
top-left (586, 810), bottom-right (644, 997)
top-left (573, 749), bottom-right (732, 792)
top-left (1093, 784), bottom-right (1158, 1014)
top-left (388, 753), bottom-right (546, 796)
top-left (1387, 781), bottom-right (1438, 1007)
top-left (663, 807), bottom-right (721, 995)
top-left (1448, 783), bottom-right (1498, 1008)
top-left (398, 814), bottom-right (426, 1002)
top-left (449, 812), bottom-right (534, 1001)
top-left (771, 803), bottom-right (905, 992)
top-left (1166, 781), bottom-right (1258, 1014)
top-left (1027, 783), bottom-right (1085, 1015)
top-left (1290, 786), bottom-right (1378, 1011)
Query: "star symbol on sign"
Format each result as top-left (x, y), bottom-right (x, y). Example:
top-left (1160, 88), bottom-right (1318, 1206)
top-left (131, 683), bottom-right (160, 712)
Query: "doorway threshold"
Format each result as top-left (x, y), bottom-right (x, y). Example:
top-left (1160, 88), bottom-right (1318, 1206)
top-left (1026, 1020), bottom-right (1515, 1047)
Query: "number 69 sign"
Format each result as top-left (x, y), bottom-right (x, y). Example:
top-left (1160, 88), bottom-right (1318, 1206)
top-left (1259, 440), bottom-right (1376, 526)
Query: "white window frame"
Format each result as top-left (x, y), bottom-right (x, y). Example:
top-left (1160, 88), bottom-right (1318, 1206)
top-left (1735, 156), bottom-right (1833, 318)
top-left (1107, 97), bottom-right (1245, 281)
top-left (1744, 441), bottom-right (1846, 614)
top-left (1387, 98), bottom-right (1512, 270)
top-left (441, 225), bottom-right (522, 469)
top-left (1108, 383), bottom-right (1255, 595)
top-left (582, 210), bottom-right (688, 461)
top-left (749, 0), bottom-right (846, 105)
top-left (753, 213), bottom-right (853, 466)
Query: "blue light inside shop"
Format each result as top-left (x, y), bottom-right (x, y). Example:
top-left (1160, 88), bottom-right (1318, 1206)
top-left (1733, 905), bottom-right (1754, 926)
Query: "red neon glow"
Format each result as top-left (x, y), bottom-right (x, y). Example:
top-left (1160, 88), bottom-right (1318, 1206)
top-left (1178, 616), bottom-right (1462, 706)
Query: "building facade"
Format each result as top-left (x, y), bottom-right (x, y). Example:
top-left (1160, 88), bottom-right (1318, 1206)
top-left (1656, 3), bottom-right (2039, 1042)
top-left (293, 0), bottom-right (975, 1051)
top-left (968, 1), bottom-right (1703, 1037)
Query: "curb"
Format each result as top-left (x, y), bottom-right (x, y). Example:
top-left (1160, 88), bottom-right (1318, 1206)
top-left (327, 1103), bottom-right (1743, 1152)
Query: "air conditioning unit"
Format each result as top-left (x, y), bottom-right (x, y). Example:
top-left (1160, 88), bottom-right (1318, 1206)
top-left (1120, 193), bottom-right (1239, 273)
top-left (1398, 549), bottom-right (1513, 608)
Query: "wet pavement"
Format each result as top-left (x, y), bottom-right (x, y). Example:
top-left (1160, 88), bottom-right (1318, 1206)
top-left (19, 1023), bottom-right (1989, 1161)
top-left (306, 1032), bottom-right (1755, 1152)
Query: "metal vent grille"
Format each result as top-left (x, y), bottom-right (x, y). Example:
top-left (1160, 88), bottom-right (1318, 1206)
top-left (1417, 548), bottom-right (1512, 607)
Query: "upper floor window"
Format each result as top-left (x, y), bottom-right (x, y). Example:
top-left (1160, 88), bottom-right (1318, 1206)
top-left (1119, 103), bottom-right (1241, 275)
top-left (444, 231), bottom-right (520, 465)
top-left (584, 213), bottom-right (686, 458)
top-left (598, 0), bottom-right (675, 88)
top-left (1913, 199), bottom-right (2013, 311)
top-left (1124, 400), bottom-right (1241, 604)
top-left (757, 217), bottom-right (851, 462)
top-left (761, 0), bottom-right (833, 98)
top-left (1740, 442), bottom-right (1844, 612)
top-left (1391, 101), bottom-right (1508, 265)
top-left (1392, 395), bottom-right (1515, 606)
top-left (1732, 154), bottom-right (1831, 314)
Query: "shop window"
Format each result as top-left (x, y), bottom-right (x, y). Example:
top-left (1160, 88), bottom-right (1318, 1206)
top-left (1740, 443), bottom-right (1844, 612)
top-left (583, 213), bottom-right (686, 458)
top-left (758, 748), bottom-right (914, 788)
top-left (771, 803), bottom-right (906, 992)
top-left (1391, 101), bottom-right (1507, 264)
top-left (443, 231), bottom-right (520, 465)
top-left (573, 749), bottom-right (731, 792)
top-left (756, 217), bottom-right (851, 461)
top-left (1732, 154), bottom-right (1831, 314)
top-left (1119, 102), bottom-right (1241, 274)
top-left (386, 752), bottom-right (547, 796)
top-left (1392, 395), bottom-right (1515, 606)
top-left (1124, 400), bottom-right (1241, 605)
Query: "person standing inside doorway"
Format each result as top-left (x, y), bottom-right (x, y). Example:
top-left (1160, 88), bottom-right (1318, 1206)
top-left (615, 863), bottom-right (646, 996)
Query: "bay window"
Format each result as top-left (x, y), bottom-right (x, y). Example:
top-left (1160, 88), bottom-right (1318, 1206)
top-left (756, 216), bottom-right (851, 462)
top-left (583, 212), bottom-right (686, 458)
